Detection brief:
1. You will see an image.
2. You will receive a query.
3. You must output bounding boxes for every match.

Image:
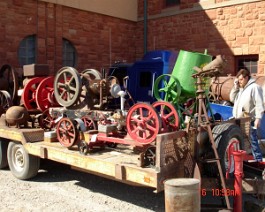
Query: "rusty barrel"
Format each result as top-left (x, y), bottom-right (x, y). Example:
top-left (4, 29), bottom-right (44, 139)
top-left (210, 75), bottom-right (265, 101)
top-left (164, 178), bottom-right (200, 212)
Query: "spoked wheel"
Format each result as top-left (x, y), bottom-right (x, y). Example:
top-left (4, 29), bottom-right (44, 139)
top-left (144, 146), bottom-right (156, 167)
top-left (36, 76), bottom-right (59, 112)
top-left (0, 64), bottom-right (19, 104)
top-left (56, 118), bottom-right (78, 148)
top-left (38, 109), bottom-right (57, 130)
top-left (207, 91), bottom-right (217, 103)
top-left (82, 69), bottom-right (102, 80)
top-left (22, 77), bottom-right (45, 110)
top-left (152, 101), bottom-right (179, 133)
top-left (154, 74), bottom-right (181, 104)
top-left (67, 73), bottom-right (90, 110)
top-left (78, 140), bottom-right (90, 155)
top-left (81, 115), bottom-right (97, 130)
top-left (54, 67), bottom-right (82, 107)
top-left (0, 90), bottom-right (13, 111)
top-left (126, 103), bottom-right (161, 144)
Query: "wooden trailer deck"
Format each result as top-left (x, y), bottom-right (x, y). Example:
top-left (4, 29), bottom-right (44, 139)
top-left (0, 122), bottom-right (188, 193)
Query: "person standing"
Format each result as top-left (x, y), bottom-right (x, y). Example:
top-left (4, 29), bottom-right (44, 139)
top-left (230, 68), bottom-right (264, 162)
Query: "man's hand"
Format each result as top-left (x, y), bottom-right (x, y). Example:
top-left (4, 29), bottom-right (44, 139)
top-left (254, 118), bottom-right (261, 129)
top-left (234, 78), bottom-right (239, 89)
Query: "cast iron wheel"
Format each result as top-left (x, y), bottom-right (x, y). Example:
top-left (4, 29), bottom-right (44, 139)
top-left (78, 140), bottom-right (89, 155)
top-left (152, 101), bottom-right (179, 133)
top-left (82, 69), bottom-right (102, 80)
top-left (35, 76), bottom-right (59, 112)
top-left (38, 109), bottom-right (56, 130)
top-left (205, 123), bottom-right (244, 177)
top-left (7, 141), bottom-right (40, 180)
top-left (126, 103), bottom-right (161, 144)
top-left (54, 67), bottom-right (82, 107)
top-left (81, 115), bottom-right (97, 130)
top-left (154, 74), bottom-right (181, 104)
top-left (0, 64), bottom-right (19, 104)
top-left (66, 73), bottom-right (90, 110)
top-left (56, 118), bottom-right (78, 148)
top-left (0, 90), bottom-right (13, 111)
top-left (144, 146), bottom-right (156, 167)
top-left (22, 77), bottom-right (45, 110)
top-left (0, 139), bottom-right (8, 169)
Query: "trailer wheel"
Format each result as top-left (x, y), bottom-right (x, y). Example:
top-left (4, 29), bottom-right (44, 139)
top-left (7, 141), bottom-right (40, 180)
top-left (0, 139), bottom-right (8, 169)
top-left (212, 123), bottom-right (244, 176)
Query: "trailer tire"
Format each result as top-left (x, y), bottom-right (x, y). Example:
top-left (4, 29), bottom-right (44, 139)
top-left (7, 141), bottom-right (40, 180)
top-left (0, 139), bottom-right (8, 169)
top-left (212, 123), bottom-right (244, 176)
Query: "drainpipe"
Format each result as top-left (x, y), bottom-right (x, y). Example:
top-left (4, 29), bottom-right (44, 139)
top-left (144, 0), bottom-right (148, 54)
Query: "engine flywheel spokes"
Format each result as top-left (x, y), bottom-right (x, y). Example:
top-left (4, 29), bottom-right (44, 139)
top-left (152, 101), bottom-right (179, 133)
top-left (56, 117), bottom-right (78, 148)
top-left (54, 67), bottom-right (82, 107)
top-left (126, 103), bottom-right (161, 145)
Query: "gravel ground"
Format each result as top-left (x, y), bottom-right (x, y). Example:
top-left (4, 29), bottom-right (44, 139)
top-left (1, 159), bottom-right (264, 212)
top-left (0, 159), bottom-right (165, 212)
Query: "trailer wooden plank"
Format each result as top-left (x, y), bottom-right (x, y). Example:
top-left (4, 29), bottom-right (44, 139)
top-left (24, 141), bottom-right (160, 189)
top-left (0, 124), bottom-right (43, 143)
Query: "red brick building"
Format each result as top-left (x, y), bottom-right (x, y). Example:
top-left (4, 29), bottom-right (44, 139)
top-left (1, 0), bottom-right (265, 76)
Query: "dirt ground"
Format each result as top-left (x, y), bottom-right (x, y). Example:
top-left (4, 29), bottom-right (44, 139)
top-left (1, 159), bottom-right (264, 212)
top-left (0, 159), bottom-right (165, 212)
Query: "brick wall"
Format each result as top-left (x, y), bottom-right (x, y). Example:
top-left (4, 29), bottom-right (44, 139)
top-left (2, 0), bottom-right (265, 77)
top-left (137, 0), bottom-right (265, 75)
top-left (1, 0), bottom-right (136, 76)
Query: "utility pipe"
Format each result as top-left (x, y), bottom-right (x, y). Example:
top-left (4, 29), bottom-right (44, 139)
top-left (144, 0), bottom-right (148, 54)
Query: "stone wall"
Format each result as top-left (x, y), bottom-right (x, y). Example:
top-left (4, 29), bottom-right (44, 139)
top-left (136, 0), bottom-right (265, 75)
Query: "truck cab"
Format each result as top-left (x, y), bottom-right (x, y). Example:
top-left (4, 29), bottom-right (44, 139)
top-left (109, 50), bottom-right (178, 104)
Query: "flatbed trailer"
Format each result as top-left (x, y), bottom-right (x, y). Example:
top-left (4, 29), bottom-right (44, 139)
top-left (1, 116), bottom-right (265, 211)
top-left (0, 120), bottom-right (190, 193)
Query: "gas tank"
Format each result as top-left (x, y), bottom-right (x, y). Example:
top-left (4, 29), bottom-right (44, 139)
top-left (210, 75), bottom-right (265, 101)
top-left (170, 50), bottom-right (212, 101)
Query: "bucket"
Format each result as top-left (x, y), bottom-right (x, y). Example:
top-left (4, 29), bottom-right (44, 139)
top-left (164, 178), bottom-right (200, 212)
top-left (170, 50), bottom-right (212, 102)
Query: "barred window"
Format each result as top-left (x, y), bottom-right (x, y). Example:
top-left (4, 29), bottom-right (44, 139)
top-left (18, 35), bottom-right (36, 66)
top-left (63, 38), bottom-right (77, 67)
top-left (235, 55), bottom-right (258, 74)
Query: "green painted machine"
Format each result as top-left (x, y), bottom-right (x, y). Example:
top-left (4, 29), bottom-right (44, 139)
top-left (154, 49), bottom-right (213, 127)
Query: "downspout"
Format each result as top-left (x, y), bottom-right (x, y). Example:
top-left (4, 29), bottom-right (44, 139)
top-left (144, 0), bottom-right (148, 54)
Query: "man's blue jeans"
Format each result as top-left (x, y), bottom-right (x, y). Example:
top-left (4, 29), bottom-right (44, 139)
top-left (250, 121), bottom-right (263, 161)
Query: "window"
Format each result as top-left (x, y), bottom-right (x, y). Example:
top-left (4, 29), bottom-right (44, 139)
top-left (165, 0), bottom-right (181, 7)
top-left (18, 35), bottom-right (36, 66)
top-left (235, 55), bottom-right (258, 74)
top-left (63, 38), bottom-right (77, 67)
top-left (139, 71), bottom-right (152, 87)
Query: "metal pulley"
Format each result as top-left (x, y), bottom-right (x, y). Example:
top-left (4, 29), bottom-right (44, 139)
top-left (21, 77), bottom-right (45, 111)
top-left (53, 67), bottom-right (82, 107)
top-left (0, 64), bottom-right (19, 104)
top-left (154, 74), bottom-right (181, 104)
top-left (126, 102), bottom-right (161, 144)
